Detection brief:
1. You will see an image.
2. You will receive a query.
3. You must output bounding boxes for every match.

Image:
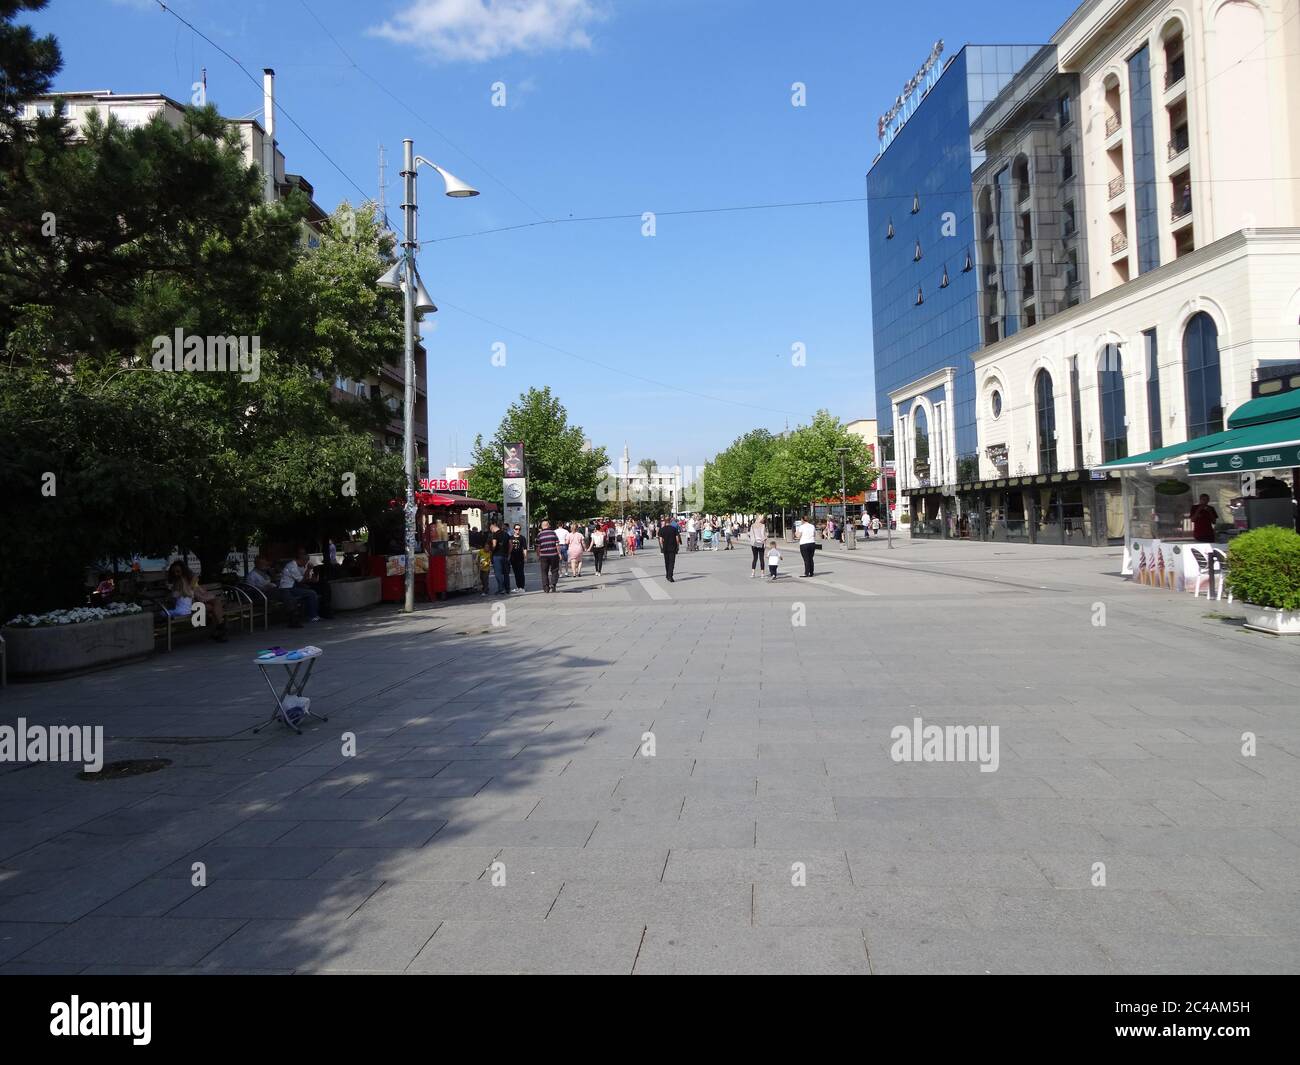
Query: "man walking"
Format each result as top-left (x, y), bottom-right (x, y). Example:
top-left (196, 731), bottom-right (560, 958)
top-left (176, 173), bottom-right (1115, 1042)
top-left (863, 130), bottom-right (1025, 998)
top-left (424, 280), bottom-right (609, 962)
top-left (659, 515), bottom-right (682, 582)
top-left (489, 521), bottom-right (512, 594)
top-left (535, 519), bottom-right (561, 593)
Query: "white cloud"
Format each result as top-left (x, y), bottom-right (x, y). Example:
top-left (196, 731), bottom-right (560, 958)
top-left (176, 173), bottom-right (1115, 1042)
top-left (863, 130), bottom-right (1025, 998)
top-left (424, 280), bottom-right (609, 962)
top-left (370, 0), bottom-right (603, 63)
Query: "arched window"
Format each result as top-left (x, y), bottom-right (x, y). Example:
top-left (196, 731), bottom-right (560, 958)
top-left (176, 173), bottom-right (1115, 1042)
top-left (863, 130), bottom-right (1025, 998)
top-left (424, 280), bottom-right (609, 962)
top-left (913, 405), bottom-right (930, 479)
top-left (1099, 344), bottom-right (1128, 462)
top-left (1035, 369), bottom-right (1057, 473)
top-left (1183, 312), bottom-right (1223, 437)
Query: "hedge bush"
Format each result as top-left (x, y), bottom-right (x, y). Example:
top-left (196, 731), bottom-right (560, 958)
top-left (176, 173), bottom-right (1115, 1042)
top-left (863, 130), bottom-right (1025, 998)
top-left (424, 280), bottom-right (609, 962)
top-left (1226, 526), bottom-right (1300, 611)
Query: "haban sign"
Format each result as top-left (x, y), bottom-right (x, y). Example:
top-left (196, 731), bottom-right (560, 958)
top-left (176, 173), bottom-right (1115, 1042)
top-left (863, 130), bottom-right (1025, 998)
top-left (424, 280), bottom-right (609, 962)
top-left (419, 478), bottom-right (468, 492)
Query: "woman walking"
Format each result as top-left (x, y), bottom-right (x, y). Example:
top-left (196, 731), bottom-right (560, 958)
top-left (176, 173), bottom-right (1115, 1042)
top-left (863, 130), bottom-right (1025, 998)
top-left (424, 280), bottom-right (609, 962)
top-left (748, 515), bottom-right (767, 578)
top-left (626, 519), bottom-right (637, 557)
top-left (591, 523), bottom-right (607, 574)
top-left (568, 522), bottom-right (586, 577)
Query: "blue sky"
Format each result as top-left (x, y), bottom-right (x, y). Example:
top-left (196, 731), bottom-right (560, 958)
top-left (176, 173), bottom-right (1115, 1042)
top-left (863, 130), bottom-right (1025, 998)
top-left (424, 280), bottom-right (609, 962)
top-left (30, 0), bottom-right (1064, 473)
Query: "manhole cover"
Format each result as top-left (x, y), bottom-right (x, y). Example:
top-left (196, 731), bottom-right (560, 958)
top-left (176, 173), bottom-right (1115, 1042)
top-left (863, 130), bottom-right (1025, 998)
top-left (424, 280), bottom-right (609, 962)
top-left (78, 758), bottom-right (172, 781)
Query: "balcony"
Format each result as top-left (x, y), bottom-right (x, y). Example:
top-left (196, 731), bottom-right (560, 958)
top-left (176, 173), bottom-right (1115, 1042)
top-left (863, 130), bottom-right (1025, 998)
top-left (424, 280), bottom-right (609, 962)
top-left (1171, 200), bottom-right (1193, 223)
top-left (1168, 130), bottom-right (1189, 161)
top-left (985, 269), bottom-right (998, 289)
top-left (980, 214), bottom-right (994, 235)
top-left (1105, 112), bottom-right (1122, 136)
top-left (1017, 186), bottom-right (1030, 206)
top-left (1108, 175), bottom-right (1125, 200)
top-left (1111, 233), bottom-right (1128, 255)
top-left (1019, 237), bottom-right (1033, 256)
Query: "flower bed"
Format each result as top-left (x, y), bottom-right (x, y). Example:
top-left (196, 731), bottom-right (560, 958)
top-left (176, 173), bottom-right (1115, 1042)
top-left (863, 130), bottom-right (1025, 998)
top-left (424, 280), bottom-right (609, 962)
top-left (2, 608), bottom-right (153, 677)
top-left (6, 602), bottom-right (143, 628)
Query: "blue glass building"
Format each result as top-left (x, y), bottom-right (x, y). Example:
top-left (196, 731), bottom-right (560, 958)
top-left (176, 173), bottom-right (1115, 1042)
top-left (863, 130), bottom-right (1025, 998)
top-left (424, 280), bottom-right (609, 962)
top-left (868, 45), bottom-right (1041, 477)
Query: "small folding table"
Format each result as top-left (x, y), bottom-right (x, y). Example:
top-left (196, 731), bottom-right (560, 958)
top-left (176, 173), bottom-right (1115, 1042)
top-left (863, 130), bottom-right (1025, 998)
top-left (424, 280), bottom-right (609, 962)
top-left (252, 647), bottom-right (328, 735)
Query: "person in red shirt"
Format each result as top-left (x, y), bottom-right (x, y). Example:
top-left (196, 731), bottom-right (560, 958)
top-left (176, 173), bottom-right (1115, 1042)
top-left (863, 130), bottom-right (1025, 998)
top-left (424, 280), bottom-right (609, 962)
top-left (1189, 494), bottom-right (1219, 543)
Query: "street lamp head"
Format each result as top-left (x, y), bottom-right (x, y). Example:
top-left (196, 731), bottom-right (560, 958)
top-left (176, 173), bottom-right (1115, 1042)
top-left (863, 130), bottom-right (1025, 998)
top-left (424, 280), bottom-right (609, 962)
top-left (410, 270), bottom-right (437, 316)
top-left (376, 260), bottom-right (403, 290)
top-left (415, 157), bottom-right (480, 197)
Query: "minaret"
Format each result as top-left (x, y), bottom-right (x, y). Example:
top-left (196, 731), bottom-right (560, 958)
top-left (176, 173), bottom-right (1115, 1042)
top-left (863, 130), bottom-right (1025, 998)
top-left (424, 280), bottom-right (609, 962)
top-left (621, 442), bottom-right (630, 480)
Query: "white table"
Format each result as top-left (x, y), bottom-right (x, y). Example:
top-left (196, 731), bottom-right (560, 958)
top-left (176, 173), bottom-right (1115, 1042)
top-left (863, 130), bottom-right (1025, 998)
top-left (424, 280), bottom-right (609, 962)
top-left (252, 647), bottom-right (327, 735)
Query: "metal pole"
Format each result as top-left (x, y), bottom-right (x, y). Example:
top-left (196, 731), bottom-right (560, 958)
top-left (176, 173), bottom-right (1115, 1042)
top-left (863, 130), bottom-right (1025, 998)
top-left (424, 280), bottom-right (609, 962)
top-left (885, 465), bottom-right (895, 549)
top-left (401, 139), bottom-right (417, 614)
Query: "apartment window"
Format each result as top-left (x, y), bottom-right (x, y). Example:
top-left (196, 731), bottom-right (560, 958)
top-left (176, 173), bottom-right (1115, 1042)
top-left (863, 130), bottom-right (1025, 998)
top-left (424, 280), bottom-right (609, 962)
top-left (1065, 249), bottom-right (1079, 287)
top-left (1144, 328), bottom-right (1162, 450)
top-left (1062, 200), bottom-right (1076, 237)
top-left (1058, 95), bottom-right (1071, 128)
top-left (1035, 369), bottom-right (1058, 473)
top-left (1061, 146), bottom-right (1074, 181)
top-left (334, 374), bottom-right (347, 392)
top-left (1183, 312), bottom-right (1224, 437)
top-left (1099, 345), bottom-right (1128, 462)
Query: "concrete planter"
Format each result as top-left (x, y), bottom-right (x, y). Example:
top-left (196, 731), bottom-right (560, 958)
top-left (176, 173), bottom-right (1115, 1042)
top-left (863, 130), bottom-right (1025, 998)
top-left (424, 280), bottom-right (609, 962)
top-left (3, 612), bottom-right (155, 677)
top-left (330, 576), bottom-right (381, 611)
top-left (1240, 603), bottom-right (1300, 635)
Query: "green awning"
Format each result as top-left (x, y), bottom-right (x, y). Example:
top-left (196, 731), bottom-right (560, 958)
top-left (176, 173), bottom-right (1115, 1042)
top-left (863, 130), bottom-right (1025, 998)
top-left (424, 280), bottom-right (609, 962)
top-left (1227, 389), bottom-right (1300, 429)
top-left (1186, 415), bottom-right (1300, 476)
top-left (1096, 427), bottom-right (1241, 471)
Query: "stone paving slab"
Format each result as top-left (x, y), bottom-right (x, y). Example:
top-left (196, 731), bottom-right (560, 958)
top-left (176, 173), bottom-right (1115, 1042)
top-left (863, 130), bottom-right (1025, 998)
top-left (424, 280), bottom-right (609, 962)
top-left (0, 538), bottom-right (1297, 972)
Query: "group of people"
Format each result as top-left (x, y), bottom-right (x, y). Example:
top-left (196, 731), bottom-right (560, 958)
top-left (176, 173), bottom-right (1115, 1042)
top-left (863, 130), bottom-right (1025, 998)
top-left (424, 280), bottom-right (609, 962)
top-left (156, 547), bottom-right (333, 641)
top-left (477, 517), bottom-right (660, 595)
top-left (682, 515), bottom-right (740, 551)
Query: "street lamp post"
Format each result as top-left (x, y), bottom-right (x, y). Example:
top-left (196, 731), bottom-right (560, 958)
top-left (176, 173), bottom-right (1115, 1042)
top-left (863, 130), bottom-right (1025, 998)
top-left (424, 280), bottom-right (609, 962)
top-left (379, 140), bottom-right (478, 613)
top-left (835, 446), bottom-right (853, 550)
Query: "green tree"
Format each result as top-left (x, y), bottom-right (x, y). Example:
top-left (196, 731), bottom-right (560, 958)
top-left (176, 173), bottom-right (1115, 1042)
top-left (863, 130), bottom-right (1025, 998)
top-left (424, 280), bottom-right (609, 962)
top-left (781, 411), bottom-right (878, 513)
top-left (466, 387), bottom-right (609, 523)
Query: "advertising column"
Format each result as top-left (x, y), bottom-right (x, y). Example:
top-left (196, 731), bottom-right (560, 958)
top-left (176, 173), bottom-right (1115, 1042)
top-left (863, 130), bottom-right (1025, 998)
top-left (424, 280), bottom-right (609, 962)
top-left (503, 442), bottom-right (528, 542)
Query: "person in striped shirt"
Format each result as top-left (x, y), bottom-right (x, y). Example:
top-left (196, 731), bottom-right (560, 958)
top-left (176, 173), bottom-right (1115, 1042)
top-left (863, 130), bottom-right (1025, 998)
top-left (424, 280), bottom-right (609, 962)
top-left (534, 519), bottom-right (561, 593)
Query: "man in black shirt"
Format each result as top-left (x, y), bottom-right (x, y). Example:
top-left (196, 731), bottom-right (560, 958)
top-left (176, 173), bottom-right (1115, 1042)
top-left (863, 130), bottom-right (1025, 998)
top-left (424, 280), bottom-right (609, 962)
top-left (489, 522), bottom-right (512, 594)
top-left (659, 517), bottom-right (681, 582)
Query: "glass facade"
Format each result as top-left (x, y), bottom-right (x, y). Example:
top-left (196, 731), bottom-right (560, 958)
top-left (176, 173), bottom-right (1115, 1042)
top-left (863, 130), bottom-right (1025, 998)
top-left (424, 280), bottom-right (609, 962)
top-left (995, 165), bottom-right (1022, 337)
top-left (1127, 45), bottom-right (1160, 275)
top-left (869, 44), bottom-right (1040, 477)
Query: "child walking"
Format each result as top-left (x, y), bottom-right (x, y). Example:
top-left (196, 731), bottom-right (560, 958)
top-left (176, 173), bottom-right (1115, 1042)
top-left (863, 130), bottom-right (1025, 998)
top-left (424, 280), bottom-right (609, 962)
top-left (766, 539), bottom-right (781, 580)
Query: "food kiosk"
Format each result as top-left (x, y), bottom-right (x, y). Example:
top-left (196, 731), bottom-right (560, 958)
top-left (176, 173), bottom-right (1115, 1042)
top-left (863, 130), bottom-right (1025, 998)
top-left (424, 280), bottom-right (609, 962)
top-left (371, 482), bottom-right (499, 601)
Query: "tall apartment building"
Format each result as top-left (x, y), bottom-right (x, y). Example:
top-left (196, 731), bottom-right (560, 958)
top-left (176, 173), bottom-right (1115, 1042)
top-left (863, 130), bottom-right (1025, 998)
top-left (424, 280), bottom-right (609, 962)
top-left (903, 0), bottom-right (1300, 545)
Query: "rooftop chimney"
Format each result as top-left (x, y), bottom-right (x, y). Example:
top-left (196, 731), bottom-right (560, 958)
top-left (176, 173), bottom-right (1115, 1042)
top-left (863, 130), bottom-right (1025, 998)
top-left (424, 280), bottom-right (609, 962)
top-left (262, 68), bottom-right (276, 204)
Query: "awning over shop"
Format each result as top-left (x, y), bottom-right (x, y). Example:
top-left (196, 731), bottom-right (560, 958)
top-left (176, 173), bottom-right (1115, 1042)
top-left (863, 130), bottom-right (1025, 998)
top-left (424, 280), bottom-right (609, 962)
top-left (1095, 428), bottom-right (1241, 471)
top-left (1096, 390), bottom-right (1300, 476)
top-left (1185, 415), bottom-right (1300, 476)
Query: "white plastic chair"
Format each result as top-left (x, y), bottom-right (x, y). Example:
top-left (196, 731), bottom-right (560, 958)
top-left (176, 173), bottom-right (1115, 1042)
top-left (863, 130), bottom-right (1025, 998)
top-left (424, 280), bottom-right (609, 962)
top-left (1189, 547), bottom-right (1230, 601)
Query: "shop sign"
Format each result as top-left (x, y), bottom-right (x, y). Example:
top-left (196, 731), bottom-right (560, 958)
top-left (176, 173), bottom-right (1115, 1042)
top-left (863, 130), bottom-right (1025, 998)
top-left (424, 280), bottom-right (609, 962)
top-left (1189, 445), bottom-right (1300, 476)
top-left (877, 40), bottom-right (945, 153)
top-left (419, 478), bottom-right (468, 492)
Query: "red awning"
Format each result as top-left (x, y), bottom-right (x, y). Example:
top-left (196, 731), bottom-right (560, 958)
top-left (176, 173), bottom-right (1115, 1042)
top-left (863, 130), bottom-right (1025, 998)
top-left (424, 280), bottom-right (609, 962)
top-left (416, 492), bottom-right (496, 509)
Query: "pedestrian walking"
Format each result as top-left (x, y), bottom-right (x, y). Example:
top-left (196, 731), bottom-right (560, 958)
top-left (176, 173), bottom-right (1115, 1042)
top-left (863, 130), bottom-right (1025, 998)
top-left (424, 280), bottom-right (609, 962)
top-left (591, 523), bottom-right (607, 574)
top-left (766, 540), bottom-right (782, 580)
top-left (749, 515), bottom-right (767, 578)
top-left (626, 519), bottom-right (637, 556)
top-left (555, 522), bottom-right (570, 570)
top-left (535, 519), bottom-right (560, 593)
top-left (798, 514), bottom-right (817, 577)
top-left (509, 523), bottom-right (527, 591)
top-left (659, 515), bottom-right (681, 581)
top-left (568, 523), bottom-right (586, 577)
top-left (476, 543), bottom-right (491, 595)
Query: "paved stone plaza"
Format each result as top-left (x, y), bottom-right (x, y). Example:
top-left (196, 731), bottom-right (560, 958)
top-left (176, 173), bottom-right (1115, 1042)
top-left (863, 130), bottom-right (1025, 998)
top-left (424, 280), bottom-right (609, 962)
top-left (1, 536), bottom-right (1297, 974)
